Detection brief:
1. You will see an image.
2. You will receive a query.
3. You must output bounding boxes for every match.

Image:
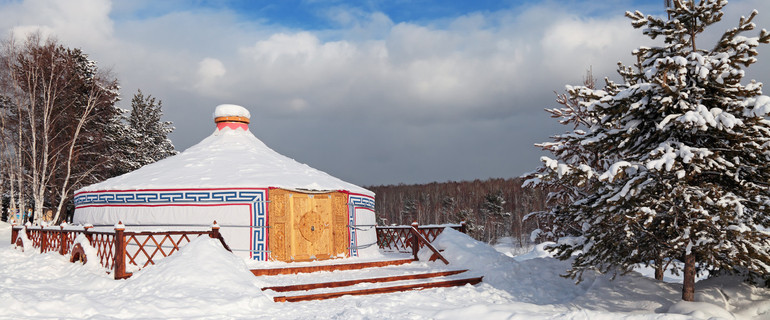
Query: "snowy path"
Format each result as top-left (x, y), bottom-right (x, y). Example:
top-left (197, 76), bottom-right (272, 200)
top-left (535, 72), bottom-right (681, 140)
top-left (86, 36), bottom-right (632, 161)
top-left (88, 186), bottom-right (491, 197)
top-left (1, 222), bottom-right (768, 319)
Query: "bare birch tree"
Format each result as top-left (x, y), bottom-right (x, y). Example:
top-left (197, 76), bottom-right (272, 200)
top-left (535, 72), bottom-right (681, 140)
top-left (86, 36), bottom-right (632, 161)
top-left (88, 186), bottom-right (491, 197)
top-left (0, 32), bottom-right (119, 224)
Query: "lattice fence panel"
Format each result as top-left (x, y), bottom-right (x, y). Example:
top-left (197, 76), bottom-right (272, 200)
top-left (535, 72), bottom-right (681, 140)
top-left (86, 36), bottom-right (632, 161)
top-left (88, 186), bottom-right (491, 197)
top-left (90, 233), bottom-right (116, 270)
top-left (26, 229), bottom-right (43, 249)
top-left (123, 232), bottom-right (207, 270)
top-left (61, 231), bottom-right (84, 255)
top-left (376, 227), bottom-right (413, 253)
top-left (41, 230), bottom-right (61, 253)
top-left (416, 227), bottom-right (446, 246)
top-left (376, 226), bottom-right (453, 252)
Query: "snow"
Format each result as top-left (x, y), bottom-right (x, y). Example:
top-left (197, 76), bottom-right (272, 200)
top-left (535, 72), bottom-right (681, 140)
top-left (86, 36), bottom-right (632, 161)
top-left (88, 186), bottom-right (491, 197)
top-left (645, 142), bottom-right (713, 172)
top-left (600, 161), bottom-right (633, 181)
top-left (668, 301), bottom-right (737, 319)
top-left (2, 221), bottom-right (769, 319)
top-left (744, 95), bottom-right (770, 117)
top-left (77, 109), bottom-right (373, 196)
top-left (213, 104), bottom-right (251, 119)
top-left (73, 234), bottom-right (101, 270)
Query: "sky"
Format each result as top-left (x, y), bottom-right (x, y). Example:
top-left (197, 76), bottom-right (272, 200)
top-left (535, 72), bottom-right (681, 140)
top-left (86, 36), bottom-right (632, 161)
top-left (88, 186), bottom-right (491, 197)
top-left (0, 0), bottom-right (768, 187)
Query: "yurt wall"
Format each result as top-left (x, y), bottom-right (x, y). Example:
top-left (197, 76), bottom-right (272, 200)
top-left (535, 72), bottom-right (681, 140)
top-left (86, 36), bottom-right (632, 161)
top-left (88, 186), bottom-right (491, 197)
top-left (74, 188), bottom-right (377, 261)
top-left (73, 188), bottom-right (269, 260)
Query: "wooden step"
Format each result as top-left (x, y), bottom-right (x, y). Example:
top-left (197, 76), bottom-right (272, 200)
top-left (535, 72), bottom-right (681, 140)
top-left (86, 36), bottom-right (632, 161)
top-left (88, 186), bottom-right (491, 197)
top-left (250, 258), bottom-right (414, 276)
top-left (262, 269), bottom-right (469, 292)
top-left (273, 276), bottom-right (484, 302)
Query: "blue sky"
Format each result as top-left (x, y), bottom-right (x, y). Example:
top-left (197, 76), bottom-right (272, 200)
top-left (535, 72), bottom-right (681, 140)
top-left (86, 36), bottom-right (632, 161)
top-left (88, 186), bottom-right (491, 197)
top-left (105, 0), bottom-right (663, 30)
top-left (111, 0), bottom-right (668, 29)
top-left (1, 0), bottom-right (768, 186)
top-left (113, 0), bottom-right (529, 28)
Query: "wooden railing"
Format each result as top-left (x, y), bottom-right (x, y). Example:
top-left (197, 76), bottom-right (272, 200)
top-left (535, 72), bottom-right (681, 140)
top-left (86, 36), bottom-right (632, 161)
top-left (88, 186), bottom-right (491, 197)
top-left (376, 221), bottom-right (466, 265)
top-left (10, 221), bottom-right (229, 279)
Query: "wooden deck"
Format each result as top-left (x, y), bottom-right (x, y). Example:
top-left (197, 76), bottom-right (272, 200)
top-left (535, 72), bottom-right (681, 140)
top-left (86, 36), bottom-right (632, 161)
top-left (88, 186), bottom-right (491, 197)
top-left (262, 269), bottom-right (469, 292)
top-left (253, 258), bottom-right (483, 302)
top-left (273, 276), bottom-right (483, 302)
top-left (250, 258), bottom-right (414, 276)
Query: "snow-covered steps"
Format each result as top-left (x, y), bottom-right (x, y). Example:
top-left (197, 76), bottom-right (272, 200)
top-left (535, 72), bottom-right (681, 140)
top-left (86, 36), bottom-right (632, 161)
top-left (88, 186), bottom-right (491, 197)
top-left (265, 269), bottom-right (483, 302)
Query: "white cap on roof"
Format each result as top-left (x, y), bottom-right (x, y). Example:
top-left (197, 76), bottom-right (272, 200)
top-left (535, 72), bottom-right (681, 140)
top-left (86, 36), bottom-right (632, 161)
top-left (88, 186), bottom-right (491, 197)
top-left (213, 104), bottom-right (251, 120)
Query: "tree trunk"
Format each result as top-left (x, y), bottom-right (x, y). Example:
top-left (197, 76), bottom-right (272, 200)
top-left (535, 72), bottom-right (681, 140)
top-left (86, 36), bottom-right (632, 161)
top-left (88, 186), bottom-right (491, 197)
top-left (14, 99), bottom-right (24, 217)
top-left (682, 253), bottom-right (695, 301)
top-left (7, 171), bottom-right (16, 220)
top-left (655, 257), bottom-right (664, 281)
top-left (52, 90), bottom-right (101, 223)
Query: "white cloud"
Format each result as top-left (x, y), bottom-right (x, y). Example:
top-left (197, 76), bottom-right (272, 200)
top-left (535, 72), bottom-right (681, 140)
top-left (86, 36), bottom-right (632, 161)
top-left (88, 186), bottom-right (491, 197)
top-left (243, 32), bottom-right (357, 64)
top-left (195, 57), bottom-right (227, 95)
top-left (1, 0), bottom-right (768, 184)
top-left (540, 15), bottom-right (649, 80)
top-left (198, 58), bottom-right (226, 79)
top-left (1, 0), bottom-right (114, 48)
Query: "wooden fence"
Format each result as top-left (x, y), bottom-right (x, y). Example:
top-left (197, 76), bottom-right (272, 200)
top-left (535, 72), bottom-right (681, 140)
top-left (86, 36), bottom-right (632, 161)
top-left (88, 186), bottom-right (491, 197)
top-left (10, 220), bottom-right (463, 279)
top-left (10, 222), bottom-right (229, 279)
top-left (376, 221), bottom-right (465, 263)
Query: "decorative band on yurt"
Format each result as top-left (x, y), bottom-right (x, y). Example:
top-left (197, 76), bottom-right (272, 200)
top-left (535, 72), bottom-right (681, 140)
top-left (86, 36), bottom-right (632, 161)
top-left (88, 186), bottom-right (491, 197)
top-left (347, 192), bottom-right (375, 257)
top-left (214, 116), bottom-right (250, 124)
top-left (74, 188), bottom-right (269, 260)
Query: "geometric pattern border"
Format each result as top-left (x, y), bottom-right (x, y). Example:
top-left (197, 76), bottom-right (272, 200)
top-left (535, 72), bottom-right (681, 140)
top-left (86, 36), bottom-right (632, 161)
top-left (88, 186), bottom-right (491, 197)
top-left (347, 193), bottom-right (376, 257)
top-left (74, 188), bottom-right (267, 207)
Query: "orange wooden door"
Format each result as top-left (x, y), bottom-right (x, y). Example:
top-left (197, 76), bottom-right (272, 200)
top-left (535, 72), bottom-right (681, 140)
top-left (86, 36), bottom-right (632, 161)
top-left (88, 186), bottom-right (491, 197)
top-left (331, 192), bottom-right (349, 258)
top-left (269, 189), bottom-right (348, 262)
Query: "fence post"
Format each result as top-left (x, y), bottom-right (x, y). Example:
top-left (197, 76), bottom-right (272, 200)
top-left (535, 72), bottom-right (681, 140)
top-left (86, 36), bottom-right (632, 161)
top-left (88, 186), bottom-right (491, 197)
top-left (40, 228), bottom-right (48, 253)
top-left (84, 225), bottom-right (93, 244)
top-left (208, 220), bottom-right (232, 252)
top-left (114, 222), bottom-right (129, 280)
top-left (11, 226), bottom-right (19, 246)
top-left (375, 226), bottom-right (383, 249)
top-left (209, 220), bottom-right (220, 239)
top-left (59, 225), bottom-right (67, 255)
top-left (460, 220), bottom-right (467, 234)
top-left (411, 221), bottom-right (420, 261)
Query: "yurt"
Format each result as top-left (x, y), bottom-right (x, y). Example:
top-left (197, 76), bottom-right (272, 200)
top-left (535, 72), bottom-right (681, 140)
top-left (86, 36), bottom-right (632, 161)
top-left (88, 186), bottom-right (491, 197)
top-left (73, 104), bottom-right (376, 262)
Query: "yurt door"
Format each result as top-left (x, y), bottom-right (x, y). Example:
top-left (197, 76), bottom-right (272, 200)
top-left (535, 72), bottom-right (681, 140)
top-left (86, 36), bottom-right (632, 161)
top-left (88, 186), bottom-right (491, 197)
top-left (269, 189), bottom-right (348, 262)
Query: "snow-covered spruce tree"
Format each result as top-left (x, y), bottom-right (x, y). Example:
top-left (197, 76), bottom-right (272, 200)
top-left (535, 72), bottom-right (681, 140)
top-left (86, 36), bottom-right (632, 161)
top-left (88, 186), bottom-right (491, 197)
top-left (523, 69), bottom-right (605, 242)
top-left (126, 90), bottom-right (176, 171)
top-left (525, 0), bottom-right (770, 301)
top-left (103, 107), bottom-right (140, 176)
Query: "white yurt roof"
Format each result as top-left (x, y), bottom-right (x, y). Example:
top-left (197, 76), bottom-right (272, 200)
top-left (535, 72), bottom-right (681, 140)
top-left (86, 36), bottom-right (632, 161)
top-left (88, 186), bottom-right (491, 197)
top-left (78, 105), bottom-right (373, 196)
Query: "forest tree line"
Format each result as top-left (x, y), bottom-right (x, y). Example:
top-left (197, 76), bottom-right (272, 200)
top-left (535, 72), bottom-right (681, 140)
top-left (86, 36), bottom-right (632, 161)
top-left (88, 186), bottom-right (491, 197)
top-left (366, 178), bottom-right (548, 244)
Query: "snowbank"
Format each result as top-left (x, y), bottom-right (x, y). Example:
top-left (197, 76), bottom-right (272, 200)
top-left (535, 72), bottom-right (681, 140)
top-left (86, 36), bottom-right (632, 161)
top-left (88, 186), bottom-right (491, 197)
top-left (433, 228), bottom-right (596, 304)
top-left (1, 223), bottom-right (769, 319)
top-left (512, 241), bottom-right (556, 261)
top-left (668, 300), bottom-right (736, 319)
top-left (117, 236), bottom-right (273, 315)
top-left (72, 234), bottom-right (103, 271)
top-left (491, 236), bottom-right (541, 258)
top-left (101, 237), bottom-right (272, 318)
top-left (434, 228), bottom-right (770, 319)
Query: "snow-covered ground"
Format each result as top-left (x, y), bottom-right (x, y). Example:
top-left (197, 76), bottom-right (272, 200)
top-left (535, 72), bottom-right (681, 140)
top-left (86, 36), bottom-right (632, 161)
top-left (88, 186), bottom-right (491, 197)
top-left (1, 222), bottom-right (768, 319)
